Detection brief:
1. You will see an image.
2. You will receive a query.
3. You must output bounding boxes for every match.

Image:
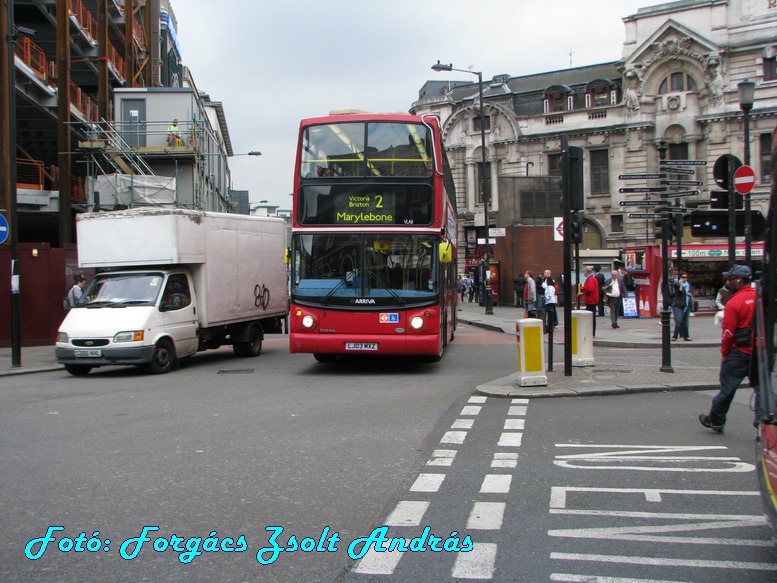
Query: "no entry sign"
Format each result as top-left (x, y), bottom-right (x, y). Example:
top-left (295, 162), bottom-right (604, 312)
top-left (733, 165), bottom-right (755, 195)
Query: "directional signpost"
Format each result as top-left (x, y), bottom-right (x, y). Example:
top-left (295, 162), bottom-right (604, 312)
top-left (619, 200), bottom-right (664, 207)
top-left (629, 213), bottom-right (667, 219)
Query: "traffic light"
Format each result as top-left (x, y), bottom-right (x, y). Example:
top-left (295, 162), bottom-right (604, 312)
top-left (664, 217), bottom-right (676, 239)
top-left (690, 210), bottom-right (767, 238)
top-left (712, 154), bottom-right (742, 190)
top-left (567, 146), bottom-right (584, 211)
top-left (709, 190), bottom-right (743, 210)
top-left (569, 217), bottom-right (583, 243)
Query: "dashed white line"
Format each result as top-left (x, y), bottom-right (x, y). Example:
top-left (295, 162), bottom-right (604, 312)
top-left (452, 418), bottom-right (475, 429)
top-left (441, 430), bottom-right (467, 444)
top-left (460, 405), bottom-right (482, 416)
top-left (410, 473), bottom-right (446, 492)
top-left (384, 501), bottom-right (430, 526)
top-left (427, 449), bottom-right (457, 466)
top-left (480, 474), bottom-right (512, 494)
top-left (491, 452), bottom-right (519, 468)
top-left (511, 398), bottom-right (530, 404)
top-left (469, 396), bottom-right (488, 403)
top-left (508, 405), bottom-right (528, 416)
top-left (451, 542), bottom-right (497, 579)
top-left (352, 548), bottom-right (405, 574)
top-left (498, 432), bottom-right (523, 447)
top-left (551, 575), bottom-right (686, 583)
top-left (466, 501), bottom-right (506, 530)
top-left (504, 418), bottom-right (525, 430)
top-left (551, 552), bottom-right (777, 571)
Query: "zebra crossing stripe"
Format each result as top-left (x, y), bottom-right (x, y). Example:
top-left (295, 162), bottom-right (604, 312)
top-left (452, 418), bottom-right (475, 429)
top-left (504, 418), bottom-right (525, 430)
top-left (451, 542), bottom-right (497, 579)
top-left (498, 432), bottom-right (523, 447)
top-left (441, 430), bottom-right (467, 444)
top-left (492, 452), bottom-right (519, 468)
top-left (469, 396), bottom-right (488, 403)
top-left (509, 405), bottom-right (528, 416)
top-left (461, 405), bottom-right (482, 415)
top-left (427, 449), bottom-right (457, 467)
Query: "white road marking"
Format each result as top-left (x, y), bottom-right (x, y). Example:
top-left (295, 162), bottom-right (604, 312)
top-left (461, 405), bottom-right (482, 415)
top-left (452, 418), bottom-right (475, 429)
top-left (552, 574), bottom-right (692, 582)
top-left (498, 432), bottom-right (523, 447)
top-left (467, 501), bottom-right (506, 530)
top-left (384, 501), bottom-right (430, 526)
top-left (511, 398), bottom-right (529, 404)
top-left (410, 473), bottom-right (446, 492)
top-left (480, 474), bottom-right (512, 494)
top-left (504, 418), bottom-right (525, 430)
top-left (427, 449), bottom-right (457, 466)
top-left (451, 542), bottom-right (497, 579)
top-left (551, 552), bottom-right (777, 571)
top-left (468, 396), bottom-right (488, 403)
top-left (508, 405), bottom-right (527, 416)
top-left (352, 548), bottom-right (404, 574)
top-left (441, 430), bottom-right (467, 444)
top-left (492, 452), bottom-right (519, 468)
top-left (550, 486), bottom-right (759, 509)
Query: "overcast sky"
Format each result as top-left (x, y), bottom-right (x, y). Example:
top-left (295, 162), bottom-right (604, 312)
top-left (172, 0), bottom-right (653, 210)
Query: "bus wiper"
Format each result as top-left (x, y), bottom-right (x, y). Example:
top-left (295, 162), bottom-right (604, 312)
top-left (321, 278), bottom-right (347, 306)
top-left (371, 272), bottom-right (405, 305)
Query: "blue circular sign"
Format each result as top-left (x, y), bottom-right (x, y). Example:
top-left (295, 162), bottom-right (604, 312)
top-left (0, 213), bottom-right (8, 245)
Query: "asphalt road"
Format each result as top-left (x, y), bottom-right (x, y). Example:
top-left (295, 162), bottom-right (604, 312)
top-left (2, 326), bottom-right (774, 582)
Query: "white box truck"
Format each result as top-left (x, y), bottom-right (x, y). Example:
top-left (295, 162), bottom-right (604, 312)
top-left (56, 208), bottom-right (288, 375)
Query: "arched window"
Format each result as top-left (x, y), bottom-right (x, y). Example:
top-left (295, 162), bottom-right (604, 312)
top-left (543, 85), bottom-right (574, 113)
top-left (585, 79), bottom-right (617, 108)
top-left (658, 72), bottom-right (698, 94)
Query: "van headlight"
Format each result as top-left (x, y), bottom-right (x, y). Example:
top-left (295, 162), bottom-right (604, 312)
top-left (56, 332), bottom-right (69, 343)
top-left (114, 330), bottom-right (144, 343)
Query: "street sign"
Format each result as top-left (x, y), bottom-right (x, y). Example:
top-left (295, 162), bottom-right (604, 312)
top-left (655, 206), bottom-right (690, 213)
top-left (660, 179), bottom-right (703, 186)
top-left (0, 213), bottom-right (8, 245)
top-left (488, 227), bottom-right (506, 237)
top-left (733, 165), bottom-right (755, 195)
top-left (710, 190), bottom-right (743, 210)
top-left (619, 200), bottom-right (664, 206)
top-left (713, 154), bottom-right (742, 189)
top-left (659, 160), bottom-right (708, 166)
top-left (661, 190), bottom-right (700, 197)
top-left (618, 187), bottom-right (667, 193)
top-left (629, 213), bottom-right (667, 219)
top-left (619, 173), bottom-right (666, 180)
top-left (660, 167), bottom-right (695, 175)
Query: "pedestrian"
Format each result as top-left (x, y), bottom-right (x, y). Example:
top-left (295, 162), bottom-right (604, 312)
top-left (459, 275), bottom-right (467, 303)
top-left (699, 264), bottom-right (760, 432)
top-left (523, 270), bottom-right (536, 318)
top-left (67, 273), bottom-right (87, 309)
top-left (671, 273), bottom-right (693, 341)
top-left (536, 270), bottom-right (550, 312)
top-left (714, 281), bottom-right (730, 327)
top-left (513, 272), bottom-right (526, 308)
top-left (602, 269), bottom-right (623, 328)
top-left (543, 276), bottom-right (558, 330)
top-left (594, 265), bottom-right (606, 316)
top-left (467, 274), bottom-right (475, 303)
top-left (581, 266), bottom-right (600, 336)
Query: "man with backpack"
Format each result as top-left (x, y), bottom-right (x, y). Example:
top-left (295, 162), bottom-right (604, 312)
top-left (65, 273), bottom-right (87, 310)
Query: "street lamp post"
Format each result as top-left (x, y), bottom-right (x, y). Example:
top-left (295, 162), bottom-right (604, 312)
top-left (6, 0), bottom-right (21, 367)
top-left (431, 61), bottom-right (493, 314)
top-left (738, 79), bottom-right (755, 271)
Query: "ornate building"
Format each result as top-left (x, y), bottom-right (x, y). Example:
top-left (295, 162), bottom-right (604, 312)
top-left (411, 0), bottom-right (777, 305)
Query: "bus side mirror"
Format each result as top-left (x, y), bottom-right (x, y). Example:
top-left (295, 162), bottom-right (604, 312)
top-left (438, 242), bottom-right (453, 264)
top-left (284, 248), bottom-right (291, 265)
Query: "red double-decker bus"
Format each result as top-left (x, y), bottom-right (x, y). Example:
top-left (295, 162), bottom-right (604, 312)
top-left (289, 113), bottom-right (458, 362)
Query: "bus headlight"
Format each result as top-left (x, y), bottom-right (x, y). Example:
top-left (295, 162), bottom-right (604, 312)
top-left (301, 314), bottom-right (316, 329)
top-left (410, 316), bottom-right (425, 330)
top-left (114, 330), bottom-right (144, 343)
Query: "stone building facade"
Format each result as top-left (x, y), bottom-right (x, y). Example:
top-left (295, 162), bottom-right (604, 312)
top-left (410, 0), bottom-right (777, 305)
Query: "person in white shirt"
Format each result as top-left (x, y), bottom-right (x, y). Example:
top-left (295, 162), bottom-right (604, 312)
top-left (603, 269), bottom-right (624, 328)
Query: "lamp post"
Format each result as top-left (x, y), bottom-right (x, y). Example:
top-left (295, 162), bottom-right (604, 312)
top-left (738, 79), bottom-right (755, 271)
top-left (6, 0), bottom-right (21, 367)
top-left (431, 61), bottom-right (493, 314)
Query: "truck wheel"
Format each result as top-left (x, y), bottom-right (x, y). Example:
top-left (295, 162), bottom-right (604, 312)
top-left (65, 364), bottom-right (92, 376)
top-left (234, 325), bottom-right (262, 358)
top-left (147, 339), bottom-right (176, 374)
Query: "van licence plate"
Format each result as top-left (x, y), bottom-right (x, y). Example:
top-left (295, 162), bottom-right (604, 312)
top-left (345, 342), bottom-right (378, 351)
top-left (74, 349), bottom-right (102, 358)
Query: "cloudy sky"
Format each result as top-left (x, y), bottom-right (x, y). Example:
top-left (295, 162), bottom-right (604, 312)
top-left (172, 0), bottom-right (652, 209)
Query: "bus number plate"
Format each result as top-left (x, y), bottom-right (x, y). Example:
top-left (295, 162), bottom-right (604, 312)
top-left (74, 349), bottom-right (101, 358)
top-left (345, 342), bottom-right (378, 351)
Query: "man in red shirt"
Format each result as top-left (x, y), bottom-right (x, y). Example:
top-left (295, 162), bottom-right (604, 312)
top-left (581, 266), bottom-right (600, 337)
top-left (699, 264), bottom-right (760, 432)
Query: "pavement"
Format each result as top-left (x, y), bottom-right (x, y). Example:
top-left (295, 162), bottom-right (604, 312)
top-left (455, 299), bottom-right (727, 399)
top-left (0, 302), bottom-right (727, 401)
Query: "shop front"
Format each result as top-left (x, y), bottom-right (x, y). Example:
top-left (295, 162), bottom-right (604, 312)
top-left (622, 243), bottom-right (763, 318)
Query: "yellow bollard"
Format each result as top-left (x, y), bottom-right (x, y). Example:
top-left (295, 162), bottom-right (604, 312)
top-left (571, 309), bottom-right (595, 366)
top-left (515, 318), bottom-right (547, 386)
